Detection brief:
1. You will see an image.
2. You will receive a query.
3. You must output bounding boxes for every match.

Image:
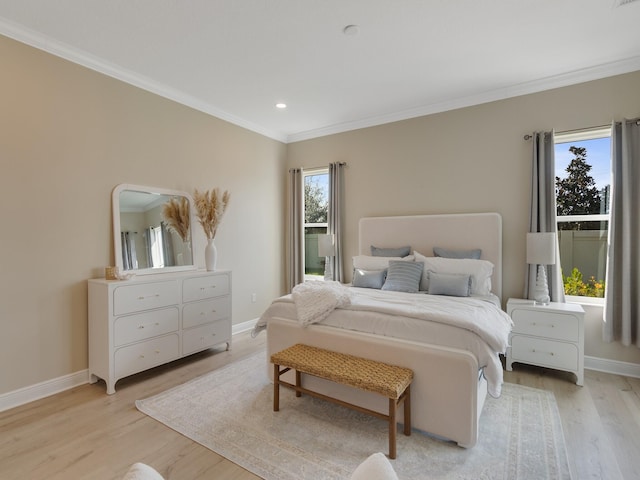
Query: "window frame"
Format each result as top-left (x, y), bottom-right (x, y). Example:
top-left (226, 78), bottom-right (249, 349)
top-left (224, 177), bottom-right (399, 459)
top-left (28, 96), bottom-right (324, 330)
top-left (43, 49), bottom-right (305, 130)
top-left (303, 168), bottom-right (329, 280)
top-left (554, 126), bottom-right (611, 305)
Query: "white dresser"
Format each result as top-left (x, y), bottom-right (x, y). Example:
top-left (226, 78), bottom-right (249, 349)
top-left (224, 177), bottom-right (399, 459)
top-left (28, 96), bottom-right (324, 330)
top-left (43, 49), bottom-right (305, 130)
top-left (88, 270), bottom-right (231, 394)
top-left (506, 298), bottom-right (584, 386)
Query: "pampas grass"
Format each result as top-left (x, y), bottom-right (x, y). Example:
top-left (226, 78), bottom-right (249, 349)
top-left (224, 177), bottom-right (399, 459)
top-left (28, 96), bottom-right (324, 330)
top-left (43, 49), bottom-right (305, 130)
top-left (193, 188), bottom-right (230, 240)
top-left (162, 196), bottom-right (190, 242)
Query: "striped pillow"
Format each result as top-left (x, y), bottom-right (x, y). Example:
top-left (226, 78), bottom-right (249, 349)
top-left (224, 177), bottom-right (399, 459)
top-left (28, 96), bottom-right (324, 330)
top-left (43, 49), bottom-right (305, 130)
top-left (381, 261), bottom-right (424, 293)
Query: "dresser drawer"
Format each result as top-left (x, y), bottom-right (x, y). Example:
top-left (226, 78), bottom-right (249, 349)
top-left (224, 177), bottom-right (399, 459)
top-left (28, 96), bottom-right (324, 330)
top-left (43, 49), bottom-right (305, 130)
top-left (114, 334), bottom-right (180, 379)
top-left (183, 320), bottom-right (231, 355)
top-left (183, 274), bottom-right (229, 303)
top-left (510, 335), bottom-right (578, 371)
top-left (113, 281), bottom-right (179, 315)
top-left (114, 308), bottom-right (179, 346)
top-left (510, 309), bottom-right (579, 342)
top-left (182, 297), bottom-right (230, 329)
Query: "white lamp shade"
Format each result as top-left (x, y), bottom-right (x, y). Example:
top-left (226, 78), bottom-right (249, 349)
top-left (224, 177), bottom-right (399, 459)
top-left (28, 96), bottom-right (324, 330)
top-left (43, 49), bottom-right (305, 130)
top-left (317, 234), bottom-right (335, 257)
top-left (526, 232), bottom-right (556, 265)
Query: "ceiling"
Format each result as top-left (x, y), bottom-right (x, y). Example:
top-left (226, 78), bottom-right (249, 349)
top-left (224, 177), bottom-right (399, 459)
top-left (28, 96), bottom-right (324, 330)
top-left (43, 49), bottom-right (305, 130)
top-left (1, 1), bottom-right (639, 143)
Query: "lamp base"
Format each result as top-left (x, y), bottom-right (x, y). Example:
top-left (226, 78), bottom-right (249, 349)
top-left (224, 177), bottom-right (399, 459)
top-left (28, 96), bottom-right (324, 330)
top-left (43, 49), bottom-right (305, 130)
top-left (533, 264), bottom-right (551, 305)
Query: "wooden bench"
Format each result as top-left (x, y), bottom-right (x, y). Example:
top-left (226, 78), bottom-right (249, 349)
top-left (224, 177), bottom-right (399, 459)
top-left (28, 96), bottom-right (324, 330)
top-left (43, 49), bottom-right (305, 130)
top-left (271, 343), bottom-right (414, 459)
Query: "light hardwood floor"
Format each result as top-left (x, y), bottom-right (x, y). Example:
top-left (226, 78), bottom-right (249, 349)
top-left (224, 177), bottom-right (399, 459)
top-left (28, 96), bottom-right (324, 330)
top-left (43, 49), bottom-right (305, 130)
top-left (1, 331), bottom-right (639, 480)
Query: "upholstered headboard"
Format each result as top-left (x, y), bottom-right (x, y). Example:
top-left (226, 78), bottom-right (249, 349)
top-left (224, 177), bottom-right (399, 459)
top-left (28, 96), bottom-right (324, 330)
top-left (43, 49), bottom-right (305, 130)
top-left (358, 213), bottom-right (503, 299)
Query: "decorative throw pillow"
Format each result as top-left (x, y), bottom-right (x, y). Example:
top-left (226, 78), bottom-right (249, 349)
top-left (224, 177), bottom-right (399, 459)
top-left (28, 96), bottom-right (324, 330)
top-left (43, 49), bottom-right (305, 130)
top-left (350, 452), bottom-right (399, 480)
top-left (433, 246), bottom-right (482, 260)
top-left (352, 269), bottom-right (387, 289)
top-left (427, 271), bottom-right (472, 297)
top-left (352, 255), bottom-right (414, 271)
top-left (414, 251), bottom-right (493, 295)
top-left (381, 260), bottom-right (424, 293)
top-left (371, 245), bottom-right (411, 257)
top-left (122, 463), bottom-right (165, 480)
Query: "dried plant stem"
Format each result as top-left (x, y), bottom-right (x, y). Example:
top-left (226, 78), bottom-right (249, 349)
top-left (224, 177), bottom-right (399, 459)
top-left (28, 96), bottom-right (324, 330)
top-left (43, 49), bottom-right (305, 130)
top-left (193, 188), bottom-right (230, 240)
top-left (162, 196), bottom-right (190, 242)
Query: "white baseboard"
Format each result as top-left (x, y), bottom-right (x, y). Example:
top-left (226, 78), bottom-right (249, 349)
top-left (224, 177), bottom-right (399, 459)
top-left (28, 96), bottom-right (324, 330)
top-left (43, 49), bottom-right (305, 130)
top-left (233, 318), bottom-right (258, 335)
top-left (585, 355), bottom-right (640, 379)
top-left (0, 321), bottom-right (261, 413)
top-left (0, 369), bottom-right (89, 413)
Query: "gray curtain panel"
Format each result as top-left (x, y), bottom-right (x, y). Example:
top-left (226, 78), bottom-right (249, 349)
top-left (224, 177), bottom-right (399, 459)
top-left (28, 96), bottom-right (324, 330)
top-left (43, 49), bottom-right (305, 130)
top-left (526, 131), bottom-right (565, 303)
top-left (326, 162), bottom-right (345, 282)
top-left (288, 168), bottom-right (305, 291)
top-left (603, 118), bottom-right (640, 347)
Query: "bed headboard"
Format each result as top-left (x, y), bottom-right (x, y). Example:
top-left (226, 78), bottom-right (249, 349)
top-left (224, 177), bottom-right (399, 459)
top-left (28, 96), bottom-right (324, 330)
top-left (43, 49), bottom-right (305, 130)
top-left (358, 213), bottom-right (502, 299)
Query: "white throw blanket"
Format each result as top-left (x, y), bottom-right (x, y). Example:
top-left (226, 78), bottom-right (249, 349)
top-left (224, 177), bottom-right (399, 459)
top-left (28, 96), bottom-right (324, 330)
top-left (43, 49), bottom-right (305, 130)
top-left (291, 281), bottom-right (352, 326)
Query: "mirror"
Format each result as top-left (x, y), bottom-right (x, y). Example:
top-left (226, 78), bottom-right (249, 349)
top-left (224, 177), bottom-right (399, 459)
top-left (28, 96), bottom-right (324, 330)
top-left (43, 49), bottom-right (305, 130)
top-left (112, 184), bottom-right (197, 275)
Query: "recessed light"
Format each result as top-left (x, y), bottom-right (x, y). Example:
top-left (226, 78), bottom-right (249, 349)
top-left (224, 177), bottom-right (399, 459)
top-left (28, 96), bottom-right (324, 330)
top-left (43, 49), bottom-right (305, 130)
top-left (275, 103), bottom-right (287, 109)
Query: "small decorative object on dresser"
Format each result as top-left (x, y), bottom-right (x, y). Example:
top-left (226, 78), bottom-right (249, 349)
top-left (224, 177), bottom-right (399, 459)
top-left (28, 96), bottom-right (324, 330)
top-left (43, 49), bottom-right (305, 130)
top-left (193, 188), bottom-right (230, 271)
top-left (88, 270), bottom-right (232, 394)
top-left (506, 298), bottom-right (584, 385)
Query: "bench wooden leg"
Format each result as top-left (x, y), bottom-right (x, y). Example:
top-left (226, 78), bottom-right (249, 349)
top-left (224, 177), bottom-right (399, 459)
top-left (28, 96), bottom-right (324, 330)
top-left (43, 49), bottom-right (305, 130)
top-left (389, 398), bottom-right (397, 459)
top-left (273, 363), bottom-right (280, 411)
top-left (404, 385), bottom-right (411, 436)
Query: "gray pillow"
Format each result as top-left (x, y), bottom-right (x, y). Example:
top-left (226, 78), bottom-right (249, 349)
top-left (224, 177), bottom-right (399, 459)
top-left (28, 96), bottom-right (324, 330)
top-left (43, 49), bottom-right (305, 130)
top-left (371, 245), bottom-right (411, 257)
top-left (381, 261), bottom-right (423, 293)
top-left (433, 247), bottom-right (482, 260)
top-left (427, 271), bottom-right (472, 297)
top-left (352, 269), bottom-right (387, 289)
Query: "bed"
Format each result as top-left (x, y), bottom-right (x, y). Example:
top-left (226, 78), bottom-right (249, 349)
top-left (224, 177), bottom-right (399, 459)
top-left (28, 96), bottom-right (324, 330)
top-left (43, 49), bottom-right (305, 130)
top-left (254, 212), bottom-right (511, 448)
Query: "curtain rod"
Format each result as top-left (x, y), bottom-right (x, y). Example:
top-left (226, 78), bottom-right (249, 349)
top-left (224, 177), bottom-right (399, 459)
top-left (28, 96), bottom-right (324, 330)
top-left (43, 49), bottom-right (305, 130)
top-left (289, 162), bottom-right (347, 173)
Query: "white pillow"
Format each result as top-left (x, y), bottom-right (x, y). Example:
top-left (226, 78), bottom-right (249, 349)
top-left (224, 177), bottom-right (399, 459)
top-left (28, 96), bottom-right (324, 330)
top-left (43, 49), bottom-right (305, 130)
top-left (414, 251), bottom-right (493, 295)
top-left (122, 463), bottom-right (165, 480)
top-left (350, 452), bottom-right (399, 480)
top-left (352, 255), bottom-right (414, 271)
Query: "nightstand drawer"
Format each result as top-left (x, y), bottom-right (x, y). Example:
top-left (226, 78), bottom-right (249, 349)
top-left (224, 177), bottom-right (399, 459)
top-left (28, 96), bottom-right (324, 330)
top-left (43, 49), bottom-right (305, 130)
top-left (510, 309), bottom-right (579, 342)
top-left (510, 335), bottom-right (578, 371)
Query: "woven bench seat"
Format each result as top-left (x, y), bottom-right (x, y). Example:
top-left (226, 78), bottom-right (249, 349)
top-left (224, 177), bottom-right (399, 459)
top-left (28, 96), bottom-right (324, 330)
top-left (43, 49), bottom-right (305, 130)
top-left (271, 343), bottom-right (414, 459)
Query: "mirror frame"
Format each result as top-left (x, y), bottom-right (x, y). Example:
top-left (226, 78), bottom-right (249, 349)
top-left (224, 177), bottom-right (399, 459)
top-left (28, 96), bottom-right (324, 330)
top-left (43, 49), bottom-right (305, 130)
top-left (112, 183), bottom-right (198, 275)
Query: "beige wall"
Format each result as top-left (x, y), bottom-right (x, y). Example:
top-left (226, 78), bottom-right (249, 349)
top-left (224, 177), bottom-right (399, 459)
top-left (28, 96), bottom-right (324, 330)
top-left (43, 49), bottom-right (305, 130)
top-left (287, 70), bottom-right (640, 366)
top-left (2, 31), bottom-right (639, 398)
top-left (0, 35), bottom-right (287, 395)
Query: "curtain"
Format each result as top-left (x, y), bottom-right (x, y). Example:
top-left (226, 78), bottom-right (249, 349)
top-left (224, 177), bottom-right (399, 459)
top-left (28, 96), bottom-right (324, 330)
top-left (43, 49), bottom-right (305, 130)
top-left (288, 168), bottom-right (305, 291)
top-left (120, 231), bottom-right (138, 270)
top-left (525, 131), bottom-right (565, 302)
top-left (326, 162), bottom-right (345, 282)
top-left (161, 222), bottom-right (175, 267)
top-left (603, 118), bottom-right (640, 347)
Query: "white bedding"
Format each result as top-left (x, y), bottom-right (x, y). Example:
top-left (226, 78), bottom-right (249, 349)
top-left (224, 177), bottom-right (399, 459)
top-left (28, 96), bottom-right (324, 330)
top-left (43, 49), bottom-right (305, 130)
top-left (254, 285), bottom-right (513, 397)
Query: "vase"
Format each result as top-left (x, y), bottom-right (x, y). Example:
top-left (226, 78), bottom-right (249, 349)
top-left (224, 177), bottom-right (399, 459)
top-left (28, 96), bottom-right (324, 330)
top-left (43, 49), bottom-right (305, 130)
top-left (205, 238), bottom-right (217, 271)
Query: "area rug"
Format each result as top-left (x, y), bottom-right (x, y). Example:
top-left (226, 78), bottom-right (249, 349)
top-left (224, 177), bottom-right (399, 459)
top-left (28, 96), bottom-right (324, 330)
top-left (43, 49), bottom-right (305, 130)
top-left (136, 351), bottom-right (571, 480)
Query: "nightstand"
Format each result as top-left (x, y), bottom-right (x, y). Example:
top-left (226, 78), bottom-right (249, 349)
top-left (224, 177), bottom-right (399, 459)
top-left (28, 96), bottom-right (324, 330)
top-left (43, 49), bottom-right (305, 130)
top-left (506, 298), bottom-right (585, 386)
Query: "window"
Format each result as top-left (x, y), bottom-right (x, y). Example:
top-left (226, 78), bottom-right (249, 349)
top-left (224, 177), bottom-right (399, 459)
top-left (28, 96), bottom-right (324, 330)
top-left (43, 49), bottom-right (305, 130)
top-left (303, 169), bottom-right (329, 279)
top-left (554, 127), bottom-right (611, 300)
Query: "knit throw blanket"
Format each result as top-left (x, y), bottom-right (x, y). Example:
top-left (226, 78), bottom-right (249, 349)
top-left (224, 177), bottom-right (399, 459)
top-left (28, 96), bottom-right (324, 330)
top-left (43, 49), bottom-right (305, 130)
top-left (291, 281), bottom-right (352, 326)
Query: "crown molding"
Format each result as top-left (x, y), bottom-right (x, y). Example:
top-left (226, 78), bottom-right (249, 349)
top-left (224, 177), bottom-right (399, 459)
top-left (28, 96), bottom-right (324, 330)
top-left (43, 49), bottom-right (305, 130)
top-left (0, 18), bottom-right (288, 143)
top-left (2, 16), bottom-right (639, 146)
top-left (286, 55), bottom-right (640, 143)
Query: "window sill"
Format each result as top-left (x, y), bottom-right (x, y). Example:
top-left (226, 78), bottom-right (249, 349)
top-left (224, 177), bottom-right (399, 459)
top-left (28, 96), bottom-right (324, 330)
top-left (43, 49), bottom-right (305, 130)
top-left (565, 295), bottom-right (604, 308)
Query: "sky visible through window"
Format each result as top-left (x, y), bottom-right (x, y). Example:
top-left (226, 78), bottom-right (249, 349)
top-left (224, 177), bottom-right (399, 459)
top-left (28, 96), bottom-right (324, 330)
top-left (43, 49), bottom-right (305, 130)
top-left (555, 137), bottom-right (610, 191)
top-left (305, 173), bottom-right (329, 201)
